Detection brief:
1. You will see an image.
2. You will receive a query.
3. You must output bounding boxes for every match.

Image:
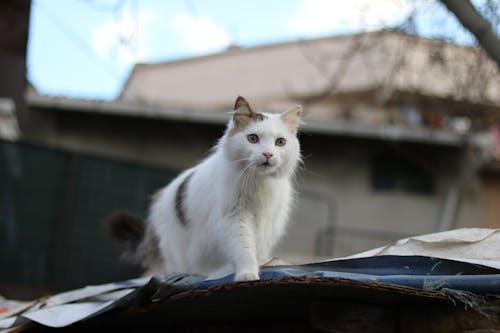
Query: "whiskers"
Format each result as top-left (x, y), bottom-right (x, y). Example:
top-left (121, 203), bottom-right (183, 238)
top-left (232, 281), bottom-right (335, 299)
top-left (234, 160), bottom-right (257, 193)
top-left (293, 155), bottom-right (324, 186)
top-left (230, 157), bottom-right (254, 186)
top-left (229, 157), bottom-right (251, 165)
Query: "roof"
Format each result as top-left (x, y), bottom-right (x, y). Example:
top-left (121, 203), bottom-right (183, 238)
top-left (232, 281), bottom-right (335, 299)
top-left (3, 228), bottom-right (500, 331)
top-left (25, 93), bottom-right (483, 147)
top-left (3, 255), bottom-right (500, 331)
top-left (25, 31), bottom-right (500, 149)
top-left (119, 30), bottom-right (500, 111)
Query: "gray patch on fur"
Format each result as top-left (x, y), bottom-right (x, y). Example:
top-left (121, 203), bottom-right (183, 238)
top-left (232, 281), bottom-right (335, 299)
top-left (106, 211), bottom-right (161, 269)
top-left (130, 224), bottom-right (161, 269)
top-left (175, 172), bottom-right (193, 226)
top-left (255, 112), bottom-right (266, 121)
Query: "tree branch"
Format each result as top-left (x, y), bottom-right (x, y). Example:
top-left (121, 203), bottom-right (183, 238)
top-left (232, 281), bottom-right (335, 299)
top-left (440, 0), bottom-right (500, 68)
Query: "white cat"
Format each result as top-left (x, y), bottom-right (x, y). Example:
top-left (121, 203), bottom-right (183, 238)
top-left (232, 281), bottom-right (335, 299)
top-left (107, 96), bottom-right (302, 281)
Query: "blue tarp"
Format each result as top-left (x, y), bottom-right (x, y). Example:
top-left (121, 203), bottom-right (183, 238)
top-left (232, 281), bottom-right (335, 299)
top-left (196, 255), bottom-right (500, 294)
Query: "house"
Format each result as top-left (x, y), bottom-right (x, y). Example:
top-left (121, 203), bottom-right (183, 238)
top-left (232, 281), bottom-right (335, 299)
top-left (119, 30), bottom-right (500, 125)
top-left (117, 30), bottom-right (500, 248)
top-left (2, 30), bottom-right (500, 296)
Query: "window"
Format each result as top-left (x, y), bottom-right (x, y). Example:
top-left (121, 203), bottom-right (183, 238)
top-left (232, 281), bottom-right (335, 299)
top-left (370, 150), bottom-right (435, 194)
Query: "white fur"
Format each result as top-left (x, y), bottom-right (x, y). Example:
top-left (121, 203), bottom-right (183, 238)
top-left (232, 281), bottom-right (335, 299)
top-left (149, 106), bottom-right (301, 281)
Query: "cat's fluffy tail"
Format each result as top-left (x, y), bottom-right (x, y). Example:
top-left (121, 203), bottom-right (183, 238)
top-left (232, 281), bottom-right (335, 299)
top-left (105, 211), bottom-right (161, 269)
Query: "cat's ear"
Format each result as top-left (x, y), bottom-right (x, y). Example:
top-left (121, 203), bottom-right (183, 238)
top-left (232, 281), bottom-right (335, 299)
top-left (281, 105), bottom-right (302, 133)
top-left (233, 96), bottom-right (257, 128)
top-left (234, 96), bottom-right (252, 113)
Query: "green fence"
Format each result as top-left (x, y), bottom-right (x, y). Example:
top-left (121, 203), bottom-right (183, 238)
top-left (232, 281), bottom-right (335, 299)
top-left (0, 140), bottom-right (176, 297)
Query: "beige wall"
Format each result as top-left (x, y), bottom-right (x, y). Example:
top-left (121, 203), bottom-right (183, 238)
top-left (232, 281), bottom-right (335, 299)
top-left (276, 138), bottom-right (483, 261)
top-left (480, 172), bottom-right (500, 229)
top-left (120, 32), bottom-right (500, 113)
top-left (27, 108), bottom-right (221, 171)
top-left (28, 107), bottom-right (484, 261)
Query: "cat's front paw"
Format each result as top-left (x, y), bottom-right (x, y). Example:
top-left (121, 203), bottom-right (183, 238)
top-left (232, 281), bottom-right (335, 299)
top-left (234, 271), bottom-right (259, 281)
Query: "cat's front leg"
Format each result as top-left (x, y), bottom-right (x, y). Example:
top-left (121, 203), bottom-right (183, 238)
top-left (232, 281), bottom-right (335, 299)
top-left (222, 214), bottom-right (259, 281)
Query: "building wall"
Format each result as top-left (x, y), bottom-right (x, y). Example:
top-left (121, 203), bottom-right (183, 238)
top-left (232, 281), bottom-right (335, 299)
top-left (120, 32), bottom-right (500, 112)
top-left (480, 171), bottom-right (500, 229)
top-left (27, 108), bottom-right (221, 170)
top-left (276, 136), bottom-right (483, 261)
top-left (27, 107), bottom-right (484, 263)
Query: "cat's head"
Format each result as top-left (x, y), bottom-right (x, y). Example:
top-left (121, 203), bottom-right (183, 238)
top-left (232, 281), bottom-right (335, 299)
top-left (223, 96), bottom-right (302, 177)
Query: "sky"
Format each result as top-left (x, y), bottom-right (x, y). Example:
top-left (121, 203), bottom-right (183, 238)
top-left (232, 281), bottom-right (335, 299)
top-left (27, 0), bottom-right (483, 101)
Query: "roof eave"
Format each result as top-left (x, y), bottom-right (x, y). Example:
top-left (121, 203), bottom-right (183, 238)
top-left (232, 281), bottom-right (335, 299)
top-left (26, 94), bottom-right (478, 147)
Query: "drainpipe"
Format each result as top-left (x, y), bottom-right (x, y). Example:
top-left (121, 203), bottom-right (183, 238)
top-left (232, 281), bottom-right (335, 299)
top-left (438, 176), bottom-right (462, 232)
top-left (437, 135), bottom-right (491, 231)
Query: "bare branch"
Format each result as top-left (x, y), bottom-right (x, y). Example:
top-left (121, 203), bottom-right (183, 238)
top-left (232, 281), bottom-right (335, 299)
top-left (440, 0), bottom-right (500, 68)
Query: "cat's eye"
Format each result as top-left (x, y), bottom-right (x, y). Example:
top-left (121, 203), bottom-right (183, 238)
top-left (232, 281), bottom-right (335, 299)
top-left (275, 138), bottom-right (287, 147)
top-left (247, 134), bottom-right (259, 144)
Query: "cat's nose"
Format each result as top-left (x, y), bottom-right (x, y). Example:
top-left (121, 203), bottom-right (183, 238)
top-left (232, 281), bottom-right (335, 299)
top-left (262, 152), bottom-right (273, 159)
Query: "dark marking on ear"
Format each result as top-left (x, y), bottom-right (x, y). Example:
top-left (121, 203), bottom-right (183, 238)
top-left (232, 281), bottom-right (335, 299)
top-left (234, 96), bottom-right (252, 111)
top-left (255, 113), bottom-right (266, 121)
top-left (175, 172), bottom-right (193, 227)
top-left (233, 96), bottom-right (254, 129)
top-left (230, 96), bottom-right (267, 137)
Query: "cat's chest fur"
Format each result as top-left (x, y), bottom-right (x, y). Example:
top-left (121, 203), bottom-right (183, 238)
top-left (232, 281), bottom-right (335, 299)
top-left (229, 175), bottom-right (291, 247)
top-left (230, 172), bottom-right (286, 214)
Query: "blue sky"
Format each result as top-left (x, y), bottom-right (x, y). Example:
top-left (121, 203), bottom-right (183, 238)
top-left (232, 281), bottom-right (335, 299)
top-left (27, 0), bottom-right (481, 100)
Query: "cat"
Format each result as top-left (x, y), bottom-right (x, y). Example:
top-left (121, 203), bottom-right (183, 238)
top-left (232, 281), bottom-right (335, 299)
top-left (107, 96), bottom-right (302, 281)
